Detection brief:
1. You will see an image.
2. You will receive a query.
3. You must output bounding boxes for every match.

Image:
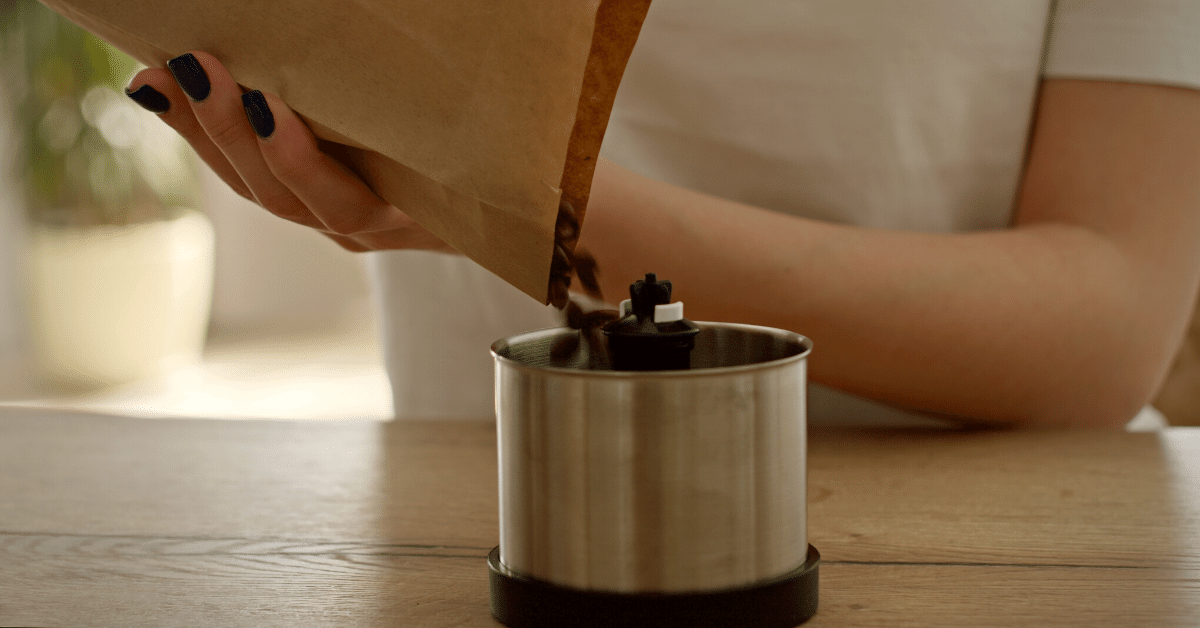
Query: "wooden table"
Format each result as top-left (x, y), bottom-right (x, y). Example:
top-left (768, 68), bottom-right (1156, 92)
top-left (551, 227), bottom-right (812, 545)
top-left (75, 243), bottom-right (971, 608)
top-left (1, 406), bottom-right (1197, 627)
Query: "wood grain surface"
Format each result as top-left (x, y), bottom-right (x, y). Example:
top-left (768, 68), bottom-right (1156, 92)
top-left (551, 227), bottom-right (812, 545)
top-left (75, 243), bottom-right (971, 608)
top-left (1, 407), bottom-right (1197, 627)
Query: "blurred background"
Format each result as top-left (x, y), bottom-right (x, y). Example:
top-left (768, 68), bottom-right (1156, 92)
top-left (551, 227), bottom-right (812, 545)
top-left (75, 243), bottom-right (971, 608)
top-left (0, 0), bottom-right (391, 420)
top-left (1, 1), bottom-right (1197, 424)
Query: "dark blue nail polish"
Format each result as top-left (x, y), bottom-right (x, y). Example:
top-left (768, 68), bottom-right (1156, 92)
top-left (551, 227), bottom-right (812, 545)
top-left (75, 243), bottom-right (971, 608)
top-left (167, 53), bottom-right (210, 102)
top-left (241, 90), bottom-right (275, 139)
top-left (125, 84), bottom-right (170, 113)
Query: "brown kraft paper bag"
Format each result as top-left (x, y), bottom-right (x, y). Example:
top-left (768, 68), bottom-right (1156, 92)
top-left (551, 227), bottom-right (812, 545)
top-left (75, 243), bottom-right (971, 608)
top-left (38, 0), bottom-right (652, 303)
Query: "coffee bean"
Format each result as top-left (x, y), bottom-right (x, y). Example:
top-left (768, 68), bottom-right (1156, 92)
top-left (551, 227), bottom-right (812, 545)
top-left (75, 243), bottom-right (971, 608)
top-left (553, 244), bottom-right (573, 273)
top-left (548, 276), bottom-right (571, 310)
top-left (547, 196), bottom-right (618, 364)
top-left (555, 199), bottom-right (580, 241)
top-left (573, 249), bottom-right (603, 301)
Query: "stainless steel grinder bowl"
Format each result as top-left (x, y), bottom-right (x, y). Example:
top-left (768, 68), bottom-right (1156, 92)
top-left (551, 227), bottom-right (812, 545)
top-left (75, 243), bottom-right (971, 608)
top-left (488, 322), bottom-right (819, 628)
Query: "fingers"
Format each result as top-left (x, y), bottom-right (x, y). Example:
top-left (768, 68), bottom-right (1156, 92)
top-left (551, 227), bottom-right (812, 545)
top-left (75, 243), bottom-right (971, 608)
top-left (126, 50), bottom-right (456, 254)
top-left (243, 90), bottom-right (415, 237)
top-left (166, 51), bottom-right (326, 230)
top-left (125, 67), bottom-right (254, 202)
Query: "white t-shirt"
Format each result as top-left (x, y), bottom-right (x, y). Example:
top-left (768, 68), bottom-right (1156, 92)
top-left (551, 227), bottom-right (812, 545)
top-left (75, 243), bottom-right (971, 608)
top-left (368, 0), bottom-right (1200, 426)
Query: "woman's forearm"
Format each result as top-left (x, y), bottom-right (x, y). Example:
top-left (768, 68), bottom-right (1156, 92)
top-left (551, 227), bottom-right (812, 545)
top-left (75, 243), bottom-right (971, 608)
top-left (578, 80), bottom-right (1200, 427)
top-left (577, 158), bottom-right (1182, 427)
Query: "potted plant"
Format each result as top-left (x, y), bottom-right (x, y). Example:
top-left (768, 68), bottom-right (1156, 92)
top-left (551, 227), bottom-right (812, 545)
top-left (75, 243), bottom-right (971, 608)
top-left (1, 0), bottom-right (214, 389)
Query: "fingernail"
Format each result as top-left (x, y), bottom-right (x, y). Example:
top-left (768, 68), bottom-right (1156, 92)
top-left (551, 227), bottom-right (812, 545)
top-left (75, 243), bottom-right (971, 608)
top-left (241, 90), bottom-right (275, 138)
top-left (167, 53), bottom-right (210, 102)
top-left (124, 84), bottom-right (170, 113)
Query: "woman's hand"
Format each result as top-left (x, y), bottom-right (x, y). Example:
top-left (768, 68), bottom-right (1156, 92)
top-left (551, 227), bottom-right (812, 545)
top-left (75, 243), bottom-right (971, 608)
top-left (125, 51), bottom-right (454, 253)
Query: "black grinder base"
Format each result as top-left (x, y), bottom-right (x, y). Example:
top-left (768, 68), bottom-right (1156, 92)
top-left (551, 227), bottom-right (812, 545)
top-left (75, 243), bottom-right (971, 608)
top-left (488, 545), bottom-right (820, 628)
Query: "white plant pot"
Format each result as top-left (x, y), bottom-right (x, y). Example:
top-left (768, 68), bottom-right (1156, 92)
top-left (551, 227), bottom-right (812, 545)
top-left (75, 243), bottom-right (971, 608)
top-left (27, 208), bottom-right (215, 389)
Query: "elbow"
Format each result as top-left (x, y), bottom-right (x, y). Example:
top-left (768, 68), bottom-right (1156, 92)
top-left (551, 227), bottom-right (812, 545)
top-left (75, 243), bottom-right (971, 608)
top-left (1041, 383), bottom-right (1153, 429)
top-left (1012, 274), bottom-right (1185, 428)
top-left (1015, 346), bottom-right (1168, 429)
top-left (983, 382), bottom-right (1149, 429)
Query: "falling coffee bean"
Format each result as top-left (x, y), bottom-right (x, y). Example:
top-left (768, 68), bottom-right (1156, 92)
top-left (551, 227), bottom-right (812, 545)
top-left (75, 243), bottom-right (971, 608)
top-left (547, 197), bottom-right (619, 365)
top-left (550, 300), bottom-right (620, 365)
top-left (547, 200), bottom-right (580, 309)
top-left (573, 249), bottom-right (603, 301)
top-left (555, 199), bottom-right (580, 242)
top-left (548, 276), bottom-right (571, 310)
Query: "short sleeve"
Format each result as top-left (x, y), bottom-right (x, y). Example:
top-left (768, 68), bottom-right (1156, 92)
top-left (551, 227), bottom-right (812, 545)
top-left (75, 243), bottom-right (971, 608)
top-left (1043, 0), bottom-right (1200, 90)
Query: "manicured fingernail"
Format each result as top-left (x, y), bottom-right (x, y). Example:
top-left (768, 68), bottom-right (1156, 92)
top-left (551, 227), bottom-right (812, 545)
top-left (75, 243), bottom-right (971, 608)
top-left (167, 53), bottom-right (210, 102)
top-left (241, 90), bottom-right (274, 138)
top-left (124, 84), bottom-right (170, 113)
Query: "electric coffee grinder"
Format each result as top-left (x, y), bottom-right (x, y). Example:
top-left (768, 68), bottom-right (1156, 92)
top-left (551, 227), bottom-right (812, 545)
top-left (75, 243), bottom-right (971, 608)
top-left (488, 274), bottom-right (820, 628)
